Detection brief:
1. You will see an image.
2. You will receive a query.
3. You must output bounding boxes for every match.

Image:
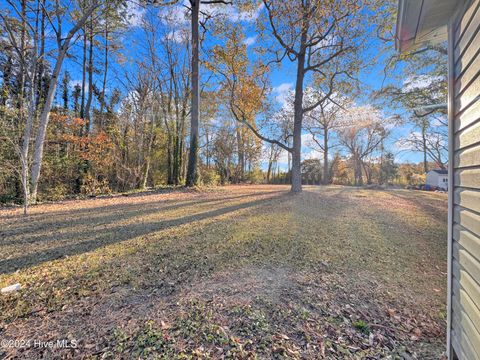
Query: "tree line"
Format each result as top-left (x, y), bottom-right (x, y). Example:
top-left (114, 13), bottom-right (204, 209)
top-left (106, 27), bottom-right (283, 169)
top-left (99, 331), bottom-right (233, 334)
top-left (0, 0), bottom-right (447, 213)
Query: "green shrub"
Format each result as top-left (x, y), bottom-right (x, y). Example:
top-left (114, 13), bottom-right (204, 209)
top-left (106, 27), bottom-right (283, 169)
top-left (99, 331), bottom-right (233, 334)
top-left (246, 169), bottom-right (264, 184)
top-left (41, 183), bottom-right (69, 201)
top-left (199, 166), bottom-right (221, 186)
top-left (352, 320), bottom-right (370, 334)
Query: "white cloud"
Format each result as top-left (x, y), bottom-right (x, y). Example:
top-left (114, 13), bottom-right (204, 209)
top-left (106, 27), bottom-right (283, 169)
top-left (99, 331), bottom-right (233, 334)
top-left (301, 133), bottom-right (321, 160)
top-left (275, 150), bottom-right (289, 170)
top-left (126, 2), bottom-right (146, 27)
top-left (312, 34), bottom-right (338, 51)
top-left (431, 117), bottom-right (446, 127)
top-left (165, 28), bottom-right (190, 44)
top-left (69, 79), bottom-right (83, 90)
top-left (243, 35), bottom-right (257, 47)
top-left (392, 140), bottom-right (414, 152)
top-left (159, 4), bottom-right (189, 27)
top-left (163, 1), bottom-right (264, 25)
top-left (272, 83), bottom-right (293, 106)
top-left (301, 133), bottom-right (314, 149)
top-left (403, 75), bottom-right (444, 92)
top-left (303, 149), bottom-right (321, 161)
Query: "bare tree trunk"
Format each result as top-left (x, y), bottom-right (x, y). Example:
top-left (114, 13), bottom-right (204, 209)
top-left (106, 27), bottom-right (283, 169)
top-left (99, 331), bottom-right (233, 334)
top-left (291, 48), bottom-right (306, 193)
top-left (323, 129), bottom-right (329, 185)
top-left (142, 113), bottom-right (155, 189)
top-left (236, 126), bottom-right (244, 182)
top-left (17, 0), bottom-right (26, 113)
top-left (267, 146), bottom-right (275, 183)
top-left (186, 0), bottom-right (200, 187)
top-left (81, 31), bottom-right (87, 121)
top-left (362, 162), bottom-right (372, 184)
top-left (85, 20), bottom-right (94, 133)
top-left (422, 121), bottom-right (428, 173)
top-left (167, 134), bottom-right (174, 184)
top-left (20, 69), bottom-right (38, 215)
top-left (205, 127), bottom-right (210, 167)
top-left (30, 49), bottom-right (68, 201)
top-left (173, 135), bottom-right (181, 185)
top-left (287, 140), bottom-right (291, 183)
top-left (354, 155), bottom-right (363, 186)
top-left (99, 21), bottom-right (109, 119)
top-left (29, 4), bottom-right (98, 201)
top-left (37, 0), bottom-right (45, 107)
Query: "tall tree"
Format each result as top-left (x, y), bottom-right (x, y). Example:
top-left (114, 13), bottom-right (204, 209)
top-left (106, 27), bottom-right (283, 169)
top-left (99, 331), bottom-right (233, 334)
top-left (61, 71), bottom-right (70, 110)
top-left (29, 0), bottom-right (102, 202)
top-left (209, 25), bottom-right (276, 181)
top-left (337, 105), bottom-right (390, 186)
top-left (185, 0), bottom-right (232, 186)
top-left (148, 0), bottom-right (232, 186)
top-left (1, 0), bottom-right (40, 214)
top-left (260, 0), bottom-right (363, 192)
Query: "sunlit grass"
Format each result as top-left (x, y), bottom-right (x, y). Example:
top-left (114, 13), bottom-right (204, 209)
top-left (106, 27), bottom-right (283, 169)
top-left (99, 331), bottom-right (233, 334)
top-left (0, 185), bottom-right (447, 358)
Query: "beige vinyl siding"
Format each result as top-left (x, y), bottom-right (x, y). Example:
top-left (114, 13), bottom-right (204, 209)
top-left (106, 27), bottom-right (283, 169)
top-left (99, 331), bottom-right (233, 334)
top-left (454, 146), bottom-right (480, 168)
top-left (453, 0), bottom-right (480, 48)
top-left (451, 0), bottom-right (480, 358)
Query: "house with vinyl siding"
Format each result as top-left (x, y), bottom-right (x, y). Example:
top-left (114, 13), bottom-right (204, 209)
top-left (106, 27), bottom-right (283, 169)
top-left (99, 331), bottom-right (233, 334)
top-left (396, 0), bottom-right (480, 359)
top-left (426, 169), bottom-right (449, 190)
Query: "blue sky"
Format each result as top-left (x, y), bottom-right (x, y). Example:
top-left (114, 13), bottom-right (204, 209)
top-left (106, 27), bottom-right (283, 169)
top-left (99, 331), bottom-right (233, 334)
top-left (51, 1), bottom-right (441, 168)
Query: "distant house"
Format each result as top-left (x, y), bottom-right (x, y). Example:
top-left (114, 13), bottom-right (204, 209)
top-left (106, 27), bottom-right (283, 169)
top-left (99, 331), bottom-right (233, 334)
top-left (426, 169), bottom-right (448, 190)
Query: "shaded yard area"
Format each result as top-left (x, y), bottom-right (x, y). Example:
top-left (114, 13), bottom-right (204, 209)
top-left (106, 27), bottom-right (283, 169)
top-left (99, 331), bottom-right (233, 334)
top-left (0, 185), bottom-right (447, 359)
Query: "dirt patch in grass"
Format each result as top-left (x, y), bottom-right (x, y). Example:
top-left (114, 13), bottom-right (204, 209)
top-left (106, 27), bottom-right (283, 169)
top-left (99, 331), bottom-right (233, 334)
top-left (0, 185), bottom-right (447, 359)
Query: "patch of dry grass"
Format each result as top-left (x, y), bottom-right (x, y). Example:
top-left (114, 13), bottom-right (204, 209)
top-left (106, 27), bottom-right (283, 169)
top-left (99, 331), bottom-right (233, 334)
top-left (0, 185), bottom-right (447, 359)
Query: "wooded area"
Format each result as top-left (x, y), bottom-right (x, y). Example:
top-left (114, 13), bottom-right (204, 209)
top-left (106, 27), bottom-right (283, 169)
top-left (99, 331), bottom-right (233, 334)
top-left (0, 0), bottom-right (448, 214)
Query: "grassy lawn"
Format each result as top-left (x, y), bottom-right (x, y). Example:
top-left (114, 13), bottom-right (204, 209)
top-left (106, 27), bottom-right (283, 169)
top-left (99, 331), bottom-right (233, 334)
top-left (0, 185), bottom-right (447, 359)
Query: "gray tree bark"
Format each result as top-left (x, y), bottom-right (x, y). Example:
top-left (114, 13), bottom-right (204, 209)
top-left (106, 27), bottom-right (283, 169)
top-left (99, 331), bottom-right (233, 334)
top-left (186, 0), bottom-right (200, 187)
top-left (323, 130), bottom-right (329, 185)
top-left (30, 3), bottom-right (100, 202)
top-left (30, 49), bottom-right (68, 201)
top-left (291, 27), bottom-right (308, 193)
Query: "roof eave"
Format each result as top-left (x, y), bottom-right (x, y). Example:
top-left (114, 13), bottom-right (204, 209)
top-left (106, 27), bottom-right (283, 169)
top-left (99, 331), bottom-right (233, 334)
top-left (395, 0), bottom-right (422, 53)
top-left (395, 0), bottom-right (460, 54)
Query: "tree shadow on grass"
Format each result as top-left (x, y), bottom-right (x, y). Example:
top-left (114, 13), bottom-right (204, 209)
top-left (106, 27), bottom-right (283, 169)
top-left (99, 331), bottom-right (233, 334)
top-left (379, 190), bottom-right (447, 222)
top-left (0, 190), bottom-right (286, 243)
top-left (0, 191), bottom-right (290, 275)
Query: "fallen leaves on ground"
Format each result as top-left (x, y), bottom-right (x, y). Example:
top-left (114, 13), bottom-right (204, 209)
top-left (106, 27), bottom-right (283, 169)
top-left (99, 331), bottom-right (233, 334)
top-left (0, 185), bottom-right (447, 359)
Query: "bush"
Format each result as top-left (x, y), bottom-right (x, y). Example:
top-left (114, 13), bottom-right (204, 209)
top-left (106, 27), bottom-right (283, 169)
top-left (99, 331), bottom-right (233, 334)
top-left (199, 167), bottom-right (221, 186)
top-left (41, 183), bottom-right (69, 201)
top-left (246, 169), bottom-right (264, 184)
top-left (81, 173), bottom-right (111, 197)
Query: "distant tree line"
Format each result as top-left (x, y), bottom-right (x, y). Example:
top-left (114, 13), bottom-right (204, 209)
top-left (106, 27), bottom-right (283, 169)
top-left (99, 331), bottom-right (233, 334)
top-left (0, 0), bottom-right (447, 213)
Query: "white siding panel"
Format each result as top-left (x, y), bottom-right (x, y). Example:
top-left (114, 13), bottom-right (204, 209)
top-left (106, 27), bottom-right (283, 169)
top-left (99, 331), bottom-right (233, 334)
top-left (454, 0), bottom-right (480, 46)
top-left (454, 144), bottom-right (480, 168)
top-left (452, 328), bottom-right (478, 360)
top-left (454, 168), bottom-right (480, 189)
top-left (452, 285), bottom-right (480, 355)
top-left (453, 209), bottom-right (480, 238)
top-left (454, 29), bottom-right (480, 81)
top-left (454, 120), bottom-right (480, 150)
top-left (455, 100), bottom-right (480, 132)
top-left (451, 310), bottom-right (480, 358)
top-left (454, 188), bottom-right (480, 213)
top-left (451, 1), bottom-right (480, 359)
top-left (453, 242), bottom-right (480, 290)
top-left (455, 74), bottom-right (480, 114)
top-left (452, 259), bottom-right (480, 314)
